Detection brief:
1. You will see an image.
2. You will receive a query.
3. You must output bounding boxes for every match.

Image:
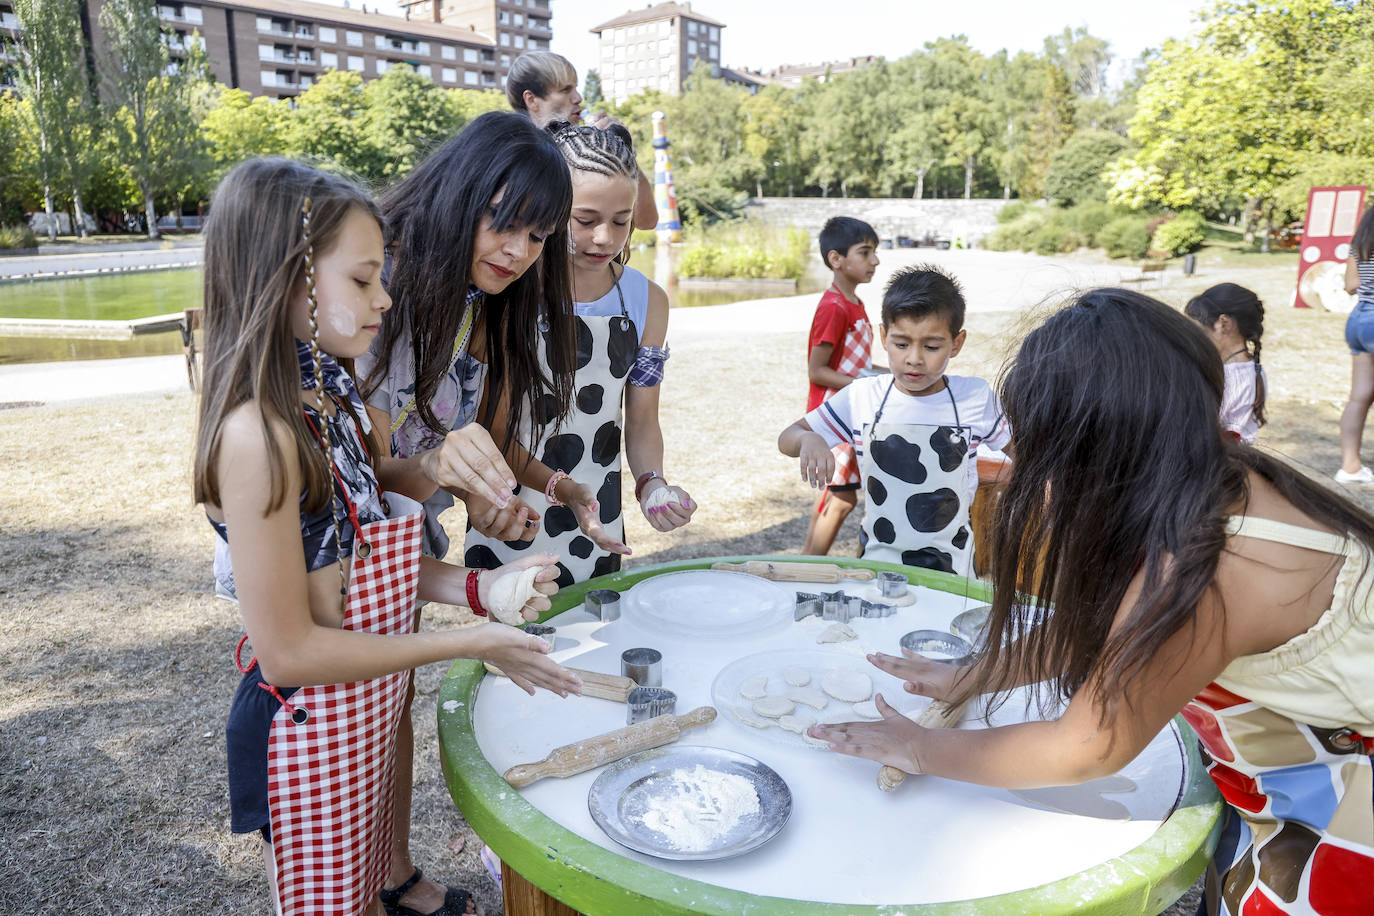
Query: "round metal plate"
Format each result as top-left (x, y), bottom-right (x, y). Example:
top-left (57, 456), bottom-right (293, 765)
top-left (587, 745), bottom-right (792, 861)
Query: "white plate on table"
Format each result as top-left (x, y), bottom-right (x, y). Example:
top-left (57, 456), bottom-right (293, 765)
top-left (622, 569), bottom-right (791, 640)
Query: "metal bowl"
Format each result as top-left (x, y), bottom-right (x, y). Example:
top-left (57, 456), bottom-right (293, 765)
top-left (899, 629), bottom-right (973, 665)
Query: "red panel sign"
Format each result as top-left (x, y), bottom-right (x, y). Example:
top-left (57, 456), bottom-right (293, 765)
top-left (1294, 185), bottom-right (1367, 309)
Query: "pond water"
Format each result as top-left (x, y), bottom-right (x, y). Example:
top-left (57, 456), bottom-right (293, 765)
top-left (0, 248), bottom-right (825, 365)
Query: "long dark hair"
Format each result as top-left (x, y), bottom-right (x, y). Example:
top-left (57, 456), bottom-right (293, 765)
top-left (195, 158), bottom-right (381, 515)
top-left (366, 111), bottom-right (576, 451)
top-left (965, 289), bottom-right (1374, 730)
top-left (1185, 282), bottom-right (1266, 428)
top-left (1353, 205), bottom-right (1374, 263)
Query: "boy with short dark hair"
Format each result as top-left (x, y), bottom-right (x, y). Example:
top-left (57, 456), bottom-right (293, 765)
top-left (780, 264), bottom-right (1011, 575)
top-left (801, 216), bottom-right (880, 555)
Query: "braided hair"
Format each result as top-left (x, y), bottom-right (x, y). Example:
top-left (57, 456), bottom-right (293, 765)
top-left (547, 120), bottom-right (638, 263)
top-left (1185, 282), bottom-right (1266, 428)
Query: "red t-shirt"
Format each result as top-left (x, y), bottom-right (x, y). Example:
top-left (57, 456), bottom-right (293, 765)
top-left (806, 286), bottom-right (869, 412)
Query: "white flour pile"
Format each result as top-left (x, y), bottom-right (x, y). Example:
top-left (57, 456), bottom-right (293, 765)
top-left (636, 765), bottom-right (760, 852)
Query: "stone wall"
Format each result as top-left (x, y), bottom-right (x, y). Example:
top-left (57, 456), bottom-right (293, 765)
top-left (744, 197), bottom-right (1009, 246)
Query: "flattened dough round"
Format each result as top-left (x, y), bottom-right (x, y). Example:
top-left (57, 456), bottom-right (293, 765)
top-left (785, 686), bottom-right (828, 710)
top-left (778, 712), bottom-right (818, 734)
top-left (732, 706), bottom-right (774, 729)
top-left (739, 674), bottom-right (769, 699)
top-left (752, 696), bottom-right (795, 718)
top-left (783, 666), bottom-right (812, 687)
top-left (821, 669), bottom-right (872, 703)
top-left (852, 699), bottom-right (881, 719)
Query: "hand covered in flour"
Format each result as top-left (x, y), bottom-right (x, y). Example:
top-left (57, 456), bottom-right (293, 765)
top-left (867, 649), bottom-right (961, 702)
top-left (639, 480), bottom-right (696, 531)
top-left (468, 624), bottom-right (583, 698)
top-left (798, 432), bottom-right (836, 490)
top-left (807, 694), bottom-right (926, 774)
top-left (419, 425), bottom-right (517, 508)
top-left (478, 553), bottom-right (561, 625)
top-left (564, 481), bottom-right (632, 557)
top-left (465, 490), bottom-right (539, 543)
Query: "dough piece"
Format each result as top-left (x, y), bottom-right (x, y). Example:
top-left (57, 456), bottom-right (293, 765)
top-left (739, 674), bottom-right (769, 699)
top-left (641, 485), bottom-right (683, 513)
top-left (732, 706), bottom-right (774, 729)
top-left (785, 686), bottom-right (828, 710)
top-left (817, 622), bottom-right (858, 643)
top-left (778, 712), bottom-right (818, 734)
top-left (802, 731), bottom-right (832, 749)
top-left (852, 699), bottom-right (881, 719)
top-left (821, 669), bottom-right (873, 703)
top-left (752, 696), bottom-right (795, 718)
top-left (859, 585), bottom-right (917, 607)
top-left (486, 565), bottom-right (542, 626)
top-left (783, 666), bottom-right (811, 687)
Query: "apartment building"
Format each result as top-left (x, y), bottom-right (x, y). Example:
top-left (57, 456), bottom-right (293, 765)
top-left (399, 0), bottom-right (551, 74)
top-left (590, 1), bottom-right (723, 105)
top-left (1, 0), bottom-right (534, 101)
top-left (762, 55), bottom-right (880, 90)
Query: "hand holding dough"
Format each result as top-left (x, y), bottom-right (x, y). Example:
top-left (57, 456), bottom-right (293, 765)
top-left (484, 565), bottom-right (544, 626)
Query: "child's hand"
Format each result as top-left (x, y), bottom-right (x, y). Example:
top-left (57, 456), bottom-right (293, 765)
top-left (420, 425), bottom-right (517, 508)
top-left (471, 623), bottom-right (583, 697)
top-left (479, 553), bottom-right (561, 623)
top-left (639, 481), bottom-right (696, 531)
top-left (798, 433), bottom-right (835, 489)
top-left (466, 491), bottom-right (540, 543)
top-left (564, 481), bottom-right (632, 557)
top-left (867, 649), bottom-right (961, 702)
top-left (807, 693), bottom-right (925, 774)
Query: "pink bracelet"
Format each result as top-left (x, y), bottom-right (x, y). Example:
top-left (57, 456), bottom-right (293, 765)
top-left (545, 470), bottom-right (569, 506)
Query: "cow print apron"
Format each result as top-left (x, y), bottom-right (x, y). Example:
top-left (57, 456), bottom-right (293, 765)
top-left (464, 275), bottom-right (637, 587)
top-left (859, 378), bottom-right (974, 575)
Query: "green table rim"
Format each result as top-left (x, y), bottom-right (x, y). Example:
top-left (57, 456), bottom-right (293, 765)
top-left (439, 555), bottom-right (1223, 915)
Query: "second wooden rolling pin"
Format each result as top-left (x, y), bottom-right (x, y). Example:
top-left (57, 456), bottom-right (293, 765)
top-left (877, 698), bottom-right (970, 792)
top-left (503, 706), bottom-right (717, 788)
top-left (483, 662), bottom-right (637, 702)
top-left (711, 560), bottom-right (877, 583)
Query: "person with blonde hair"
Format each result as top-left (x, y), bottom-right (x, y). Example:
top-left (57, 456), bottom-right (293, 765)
top-left (507, 51), bottom-right (657, 232)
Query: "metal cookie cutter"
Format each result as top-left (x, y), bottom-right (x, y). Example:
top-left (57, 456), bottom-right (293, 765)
top-left (620, 647), bottom-right (663, 686)
top-left (523, 623), bottom-right (556, 639)
top-left (899, 629), bottom-right (974, 666)
top-left (586, 588), bottom-right (621, 622)
top-left (876, 571), bottom-right (910, 599)
top-left (858, 600), bottom-right (896, 619)
top-left (625, 686), bottom-right (677, 724)
top-left (794, 591), bottom-right (824, 621)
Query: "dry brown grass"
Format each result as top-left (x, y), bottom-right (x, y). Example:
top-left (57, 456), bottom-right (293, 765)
top-left (0, 255), bottom-right (1364, 914)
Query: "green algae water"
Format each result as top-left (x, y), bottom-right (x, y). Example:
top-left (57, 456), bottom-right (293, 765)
top-left (0, 267), bottom-right (201, 321)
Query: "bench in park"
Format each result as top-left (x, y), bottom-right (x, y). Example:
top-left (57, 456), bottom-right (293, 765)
top-left (1120, 260), bottom-right (1166, 290)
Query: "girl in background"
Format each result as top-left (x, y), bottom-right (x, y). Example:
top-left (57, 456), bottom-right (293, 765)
top-left (465, 122), bottom-right (695, 585)
top-left (1185, 282), bottom-right (1267, 444)
top-left (196, 158), bottom-right (579, 916)
top-left (1338, 205), bottom-right (1374, 483)
top-left (814, 289), bottom-right (1374, 916)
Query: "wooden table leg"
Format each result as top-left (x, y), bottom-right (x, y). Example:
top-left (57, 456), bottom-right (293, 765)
top-left (501, 860), bottom-right (582, 916)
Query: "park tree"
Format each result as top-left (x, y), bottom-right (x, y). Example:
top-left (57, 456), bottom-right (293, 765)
top-left (284, 69), bottom-right (373, 177)
top-left (740, 85), bottom-right (799, 197)
top-left (583, 69), bottom-right (603, 107)
top-left (928, 38), bottom-right (996, 200)
top-left (99, 0), bottom-right (175, 237)
top-left (882, 54), bottom-right (943, 199)
top-left (0, 93), bottom-right (39, 224)
top-left (1021, 64), bottom-right (1076, 199)
top-left (362, 65), bottom-right (463, 182)
top-left (11, 0), bottom-right (100, 238)
top-left (449, 87), bottom-right (508, 124)
top-left (152, 35), bottom-right (216, 228)
top-left (664, 64), bottom-right (753, 219)
top-left (201, 87), bottom-right (289, 177)
top-left (986, 50), bottom-right (1041, 199)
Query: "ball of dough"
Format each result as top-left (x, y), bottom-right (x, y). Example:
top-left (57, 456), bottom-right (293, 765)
top-left (785, 686), bottom-right (828, 710)
top-left (821, 669), bottom-right (872, 703)
top-left (816, 623), bottom-right (857, 644)
top-left (485, 565), bottom-right (543, 626)
top-left (859, 585), bottom-right (917, 607)
top-left (783, 666), bottom-right (811, 687)
top-left (752, 696), bottom-right (795, 718)
top-left (739, 674), bottom-right (769, 699)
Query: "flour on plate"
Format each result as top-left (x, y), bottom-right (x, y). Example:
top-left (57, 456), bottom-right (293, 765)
top-left (634, 765), bottom-right (760, 852)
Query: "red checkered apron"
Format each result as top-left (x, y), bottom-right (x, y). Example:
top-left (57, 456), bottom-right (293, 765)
top-left (824, 298), bottom-right (871, 488)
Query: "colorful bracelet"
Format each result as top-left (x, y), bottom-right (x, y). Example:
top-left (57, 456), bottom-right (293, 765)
top-left (465, 569), bottom-right (487, 617)
top-left (545, 470), bottom-right (569, 506)
top-left (635, 471), bottom-right (664, 502)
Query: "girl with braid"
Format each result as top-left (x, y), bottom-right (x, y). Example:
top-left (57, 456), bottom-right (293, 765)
top-left (195, 159), bottom-right (580, 916)
top-left (464, 122), bottom-right (697, 585)
top-left (1186, 283), bottom-right (1268, 444)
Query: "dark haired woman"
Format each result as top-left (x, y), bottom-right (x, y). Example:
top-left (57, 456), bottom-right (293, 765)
top-left (1338, 205), bottom-right (1374, 483)
top-left (812, 289), bottom-right (1374, 915)
top-left (356, 110), bottom-right (580, 916)
top-left (1185, 282), bottom-right (1267, 444)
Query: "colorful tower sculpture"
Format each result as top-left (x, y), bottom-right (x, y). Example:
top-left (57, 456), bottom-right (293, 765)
top-left (652, 110), bottom-right (683, 244)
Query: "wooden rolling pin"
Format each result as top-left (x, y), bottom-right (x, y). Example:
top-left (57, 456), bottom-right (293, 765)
top-left (711, 560), bottom-right (876, 583)
top-left (503, 706), bottom-right (717, 788)
top-left (483, 663), bottom-right (636, 703)
top-left (877, 698), bottom-right (970, 792)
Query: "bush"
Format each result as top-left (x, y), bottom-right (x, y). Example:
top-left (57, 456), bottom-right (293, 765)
top-left (1151, 210), bottom-right (1207, 256)
top-left (0, 224), bottom-right (37, 250)
top-left (630, 228), bottom-right (657, 248)
top-left (677, 222), bottom-right (809, 280)
top-left (995, 200), bottom-right (1035, 224)
top-left (983, 211), bottom-right (1047, 251)
top-left (1067, 202), bottom-right (1123, 246)
top-left (1045, 130), bottom-right (1133, 206)
top-left (1098, 216), bottom-right (1151, 259)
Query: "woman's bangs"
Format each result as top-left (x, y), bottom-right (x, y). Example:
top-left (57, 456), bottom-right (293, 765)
top-left (489, 150), bottom-right (571, 234)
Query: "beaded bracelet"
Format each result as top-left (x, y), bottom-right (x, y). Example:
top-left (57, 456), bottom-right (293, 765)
top-left (465, 569), bottom-right (487, 617)
top-left (634, 470), bottom-right (664, 502)
top-left (545, 470), bottom-right (569, 506)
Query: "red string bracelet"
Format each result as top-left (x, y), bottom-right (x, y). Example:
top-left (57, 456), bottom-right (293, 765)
top-left (466, 569), bottom-right (487, 617)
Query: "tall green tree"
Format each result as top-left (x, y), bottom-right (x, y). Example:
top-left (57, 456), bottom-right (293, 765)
top-left (99, 0), bottom-right (172, 237)
top-left (0, 93), bottom-right (40, 224)
top-left (284, 69), bottom-right (371, 176)
top-left (583, 69), bottom-right (603, 107)
top-left (11, 0), bottom-right (99, 237)
top-left (1021, 63), bottom-right (1076, 199)
top-left (152, 34), bottom-right (216, 227)
top-left (361, 65), bottom-right (463, 182)
top-left (201, 86), bottom-right (289, 177)
top-left (928, 38), bottom-right (996, 200)
top-left (882, 54), bottom-right (943, 199)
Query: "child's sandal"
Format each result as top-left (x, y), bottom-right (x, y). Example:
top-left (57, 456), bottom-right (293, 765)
top-left (380, 868), bottom-right (483, 916)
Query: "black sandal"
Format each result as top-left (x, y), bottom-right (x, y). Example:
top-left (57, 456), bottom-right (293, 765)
top-left (380, 868), bottom-right (482, 916)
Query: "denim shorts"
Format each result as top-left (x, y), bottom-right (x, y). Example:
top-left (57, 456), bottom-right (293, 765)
top-left (1345, 301), bottom-right (1374, 354)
